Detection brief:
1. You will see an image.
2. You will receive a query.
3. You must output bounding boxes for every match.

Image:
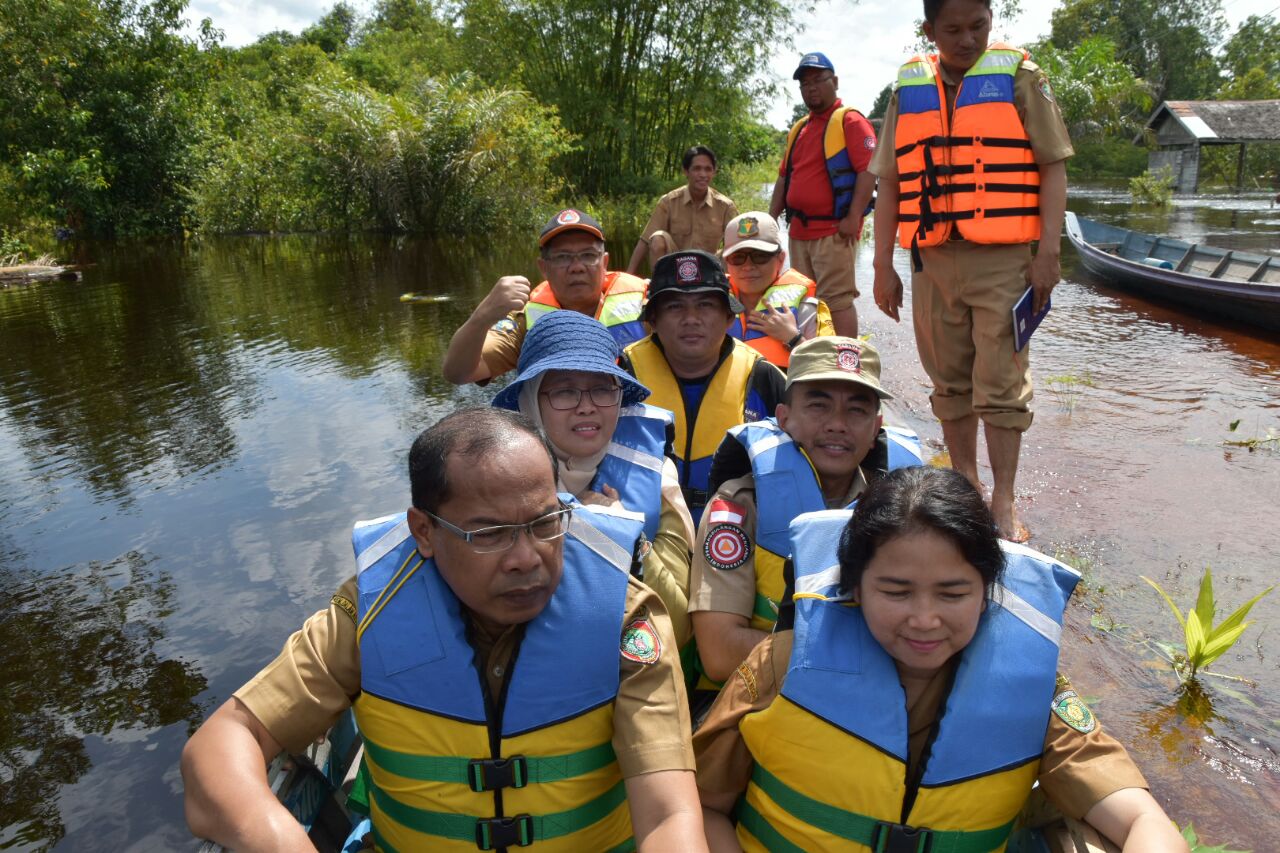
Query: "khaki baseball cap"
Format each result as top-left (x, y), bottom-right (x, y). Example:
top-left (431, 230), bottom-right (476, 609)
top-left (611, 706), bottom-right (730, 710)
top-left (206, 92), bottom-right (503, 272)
top-left (722, 211), bottom-right (783, 257)
top-left (785, 336), bottom-right (893, 400)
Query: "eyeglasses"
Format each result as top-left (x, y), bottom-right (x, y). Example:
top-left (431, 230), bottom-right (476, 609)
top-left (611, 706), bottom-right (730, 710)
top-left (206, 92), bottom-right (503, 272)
top-left (544, 250), bottom-right (604, 268)
top-left (426, 505), bottom-right (573, 554)
top-left (540, 385), bottom-right (623, 410)
top-left (726, 250), bottom-right (780, 267)
top-left (798, 74), bottom-right (834, 90)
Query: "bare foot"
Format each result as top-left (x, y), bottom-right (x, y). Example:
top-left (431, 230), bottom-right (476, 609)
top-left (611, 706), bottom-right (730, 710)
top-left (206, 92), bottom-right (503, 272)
top-left (991, 497), bottom-right (1030, 543)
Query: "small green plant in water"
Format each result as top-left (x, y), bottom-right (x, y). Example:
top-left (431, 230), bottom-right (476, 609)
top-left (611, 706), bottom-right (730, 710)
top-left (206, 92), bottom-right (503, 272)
top-left (1141, 568), bottom-right (1273, 681)
top-left (1224, 418), bottom-right (1280, 451)
top-left (1181, 821), bottom-right (1250, 853)
top-left (1129, 166), bottom-right (1175, 206)
top-left (1043, 371), bottom-right (1094, 412)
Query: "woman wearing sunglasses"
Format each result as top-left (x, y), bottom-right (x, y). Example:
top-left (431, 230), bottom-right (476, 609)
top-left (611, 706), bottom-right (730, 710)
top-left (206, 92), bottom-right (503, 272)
top-left (721, 211), bottom-right (834, 370)
top-left (493, 310), bottom-right (695, 647)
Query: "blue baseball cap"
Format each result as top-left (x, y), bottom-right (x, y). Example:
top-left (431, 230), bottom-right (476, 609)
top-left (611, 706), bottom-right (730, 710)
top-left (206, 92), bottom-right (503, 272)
top-left (793, 51), bottom-right (835, 79)
top-left (491, 311), bottom-right (650, 411)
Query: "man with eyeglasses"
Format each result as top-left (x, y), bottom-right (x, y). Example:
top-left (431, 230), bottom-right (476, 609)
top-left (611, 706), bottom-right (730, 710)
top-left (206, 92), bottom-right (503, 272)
top-left (620, 251), bottom-right (785, 528)
top-left (182, 408), bottom-right (707, 852)
top-left (442, 209), bottom-right (649, 385)
top-left (769, 51), bottom-right (878, 338)
top-left (720, 211), bottom-right (833, 369)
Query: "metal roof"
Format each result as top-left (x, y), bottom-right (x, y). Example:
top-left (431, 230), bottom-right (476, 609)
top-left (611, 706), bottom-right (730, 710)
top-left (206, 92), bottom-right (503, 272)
top-left (1144, 100), bottom-right (1280, 143)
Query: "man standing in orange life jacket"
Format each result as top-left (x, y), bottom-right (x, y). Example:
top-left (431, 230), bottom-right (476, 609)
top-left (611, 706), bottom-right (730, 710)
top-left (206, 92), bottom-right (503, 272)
top-left (626, 146), bottom-right (739, 275)
top-left (870, 0), bottom-right (1072, 541)
top-left (442, 209), bottom-right (648, 384)
top-left (721, 211), bottom-right (833, 370)
top-left (769, 52), bottom-right (878, 339)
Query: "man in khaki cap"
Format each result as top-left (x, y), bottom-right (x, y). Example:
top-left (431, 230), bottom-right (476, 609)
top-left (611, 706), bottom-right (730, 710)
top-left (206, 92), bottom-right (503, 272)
top-left (685, 337), bottom-right (923, 715)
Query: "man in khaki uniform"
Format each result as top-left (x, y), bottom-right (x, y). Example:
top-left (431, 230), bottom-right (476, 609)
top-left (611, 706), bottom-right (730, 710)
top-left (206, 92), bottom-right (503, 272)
top-left (181, 408), bottom-right (706, 851)
top-left (688, 337), bottom-right (897, 699)
top-left (870, 0), bottom-right (1073, 541)
top-left (627, 146), bottom-right (739, 275)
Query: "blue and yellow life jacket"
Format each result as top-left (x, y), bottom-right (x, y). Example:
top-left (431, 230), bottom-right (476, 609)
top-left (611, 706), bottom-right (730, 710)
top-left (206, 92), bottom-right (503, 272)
top-left (782, 105), bottom-right (864, 224)
top-left (593, 404), bottom-right (672, 543)
top-left (623, 336), bottom-right (766, 524)
top-left (736, 509), bottom-right (1080, 852)
top-left (728, 418), bottom-right (923, 632)
top-left (350, 502), bottom-right (642, 852)
top-left (523, 272), bottom-right (648, 347)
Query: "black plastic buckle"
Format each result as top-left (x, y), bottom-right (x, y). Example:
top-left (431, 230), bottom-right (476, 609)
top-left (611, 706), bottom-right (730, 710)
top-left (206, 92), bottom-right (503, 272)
top-left (871, 821), bottom-right (933, 853)
top-left (467, 756), bottom-right (528, 792)
top-left (476, 814), bottom-right (534, 850)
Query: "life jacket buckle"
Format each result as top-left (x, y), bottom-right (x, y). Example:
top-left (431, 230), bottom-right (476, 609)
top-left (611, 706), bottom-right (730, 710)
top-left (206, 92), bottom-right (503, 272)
top-left (475, 814), bottom-right (534, 849)
top-left (467, 755), bottom-right (528, 792)
top-left (871, 820), bottom-right (933, 853)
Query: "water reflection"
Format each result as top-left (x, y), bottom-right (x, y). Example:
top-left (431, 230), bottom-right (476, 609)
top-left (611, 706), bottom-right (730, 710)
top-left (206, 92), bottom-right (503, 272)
top-left (0, 552), bottom-right (207, 850)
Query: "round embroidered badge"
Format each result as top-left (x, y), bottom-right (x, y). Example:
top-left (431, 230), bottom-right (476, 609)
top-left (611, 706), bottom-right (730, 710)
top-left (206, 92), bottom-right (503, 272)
top-left (835, 344), bottom-right (861, 373)
top-left (620, 618), bottom-right (661, 664)
top-left (704, 523), bottom-right (751, 570)
top-left (677, 258), bottom-right (699, 282)
top-left (1052, 689), bottom-right (1096, 733)
top-left (556, 209), bottom-right (581, 224)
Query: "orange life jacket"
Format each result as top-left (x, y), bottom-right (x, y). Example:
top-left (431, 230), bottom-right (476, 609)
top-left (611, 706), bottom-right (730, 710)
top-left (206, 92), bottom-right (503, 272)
top-left (524, 271), bottom-right (648, 347)
top-left (894, 44), bottom-right (1041, 262)
top-left (728, 268), bottom-right (818, 368)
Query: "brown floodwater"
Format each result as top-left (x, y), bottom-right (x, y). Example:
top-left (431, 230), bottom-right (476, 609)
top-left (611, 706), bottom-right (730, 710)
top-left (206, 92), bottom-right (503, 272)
top-left (0, 184), bottom-right (1276, 850)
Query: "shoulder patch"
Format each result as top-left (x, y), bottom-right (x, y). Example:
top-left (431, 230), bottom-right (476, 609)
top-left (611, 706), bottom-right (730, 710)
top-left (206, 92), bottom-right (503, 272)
top-left (735, 661), bottom-right (760, 702)
top-left (620, 617), bottom-right (662, 664)
top-left (1037, 76), bottom-right (1055, 102)
top-left (704, 523), bottom-right (752, 571)
top-left (490, 317), bottom-right (518, 333)
top-left (331, 593), bottom-right (357, 624)
top-left (1052, 688), bottom-right (1096, 733)
top-left (707, 498), bottom-right (747, 525)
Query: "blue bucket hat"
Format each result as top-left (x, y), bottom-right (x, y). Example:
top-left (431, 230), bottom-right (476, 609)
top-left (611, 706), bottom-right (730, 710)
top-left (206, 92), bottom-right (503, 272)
top-left (491, 311), bottom-right (651, 411)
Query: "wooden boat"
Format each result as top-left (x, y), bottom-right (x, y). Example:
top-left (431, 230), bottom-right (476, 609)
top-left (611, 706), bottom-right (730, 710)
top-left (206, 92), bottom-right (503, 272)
top-left (1064, 212), bottom-right (1280, 332)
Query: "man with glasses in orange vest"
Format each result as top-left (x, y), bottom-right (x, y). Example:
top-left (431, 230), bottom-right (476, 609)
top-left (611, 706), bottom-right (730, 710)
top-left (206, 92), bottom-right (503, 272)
top-left (721, 211), bottom-right (833, 370)
top-left (442, 209), bottom-right (649, 384)
top-left (770, 52), bottom-right (878, 339)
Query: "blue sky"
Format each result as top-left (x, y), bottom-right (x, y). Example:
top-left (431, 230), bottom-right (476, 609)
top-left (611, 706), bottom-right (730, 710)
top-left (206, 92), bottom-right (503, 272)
top-left (185, 0), bottom-right (1279, 128)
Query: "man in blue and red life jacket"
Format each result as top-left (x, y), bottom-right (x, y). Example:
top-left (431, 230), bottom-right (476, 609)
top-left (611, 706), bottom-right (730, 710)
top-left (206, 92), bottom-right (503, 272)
top-left (769, 52), bottom-right (878, 339)
top-left (443, 209), bottom-right (649, 385)
top-left (180, 408), bottom-right (707, 852)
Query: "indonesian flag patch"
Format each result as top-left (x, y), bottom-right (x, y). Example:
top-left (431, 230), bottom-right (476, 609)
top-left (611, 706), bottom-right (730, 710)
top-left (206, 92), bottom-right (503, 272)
top-left (706, 498), bottom-right (747, 525)
top-left (620, 617), bottom-right (661, 664)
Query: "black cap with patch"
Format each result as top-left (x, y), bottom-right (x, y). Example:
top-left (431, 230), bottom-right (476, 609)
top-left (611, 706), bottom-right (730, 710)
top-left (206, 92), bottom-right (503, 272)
top-left (645, 250), bottom-right (744, 317)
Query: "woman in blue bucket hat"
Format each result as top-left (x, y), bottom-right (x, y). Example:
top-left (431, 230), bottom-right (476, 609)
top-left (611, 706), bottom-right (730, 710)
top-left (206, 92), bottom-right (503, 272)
top-left (493, 310), bottom-right (694, 647)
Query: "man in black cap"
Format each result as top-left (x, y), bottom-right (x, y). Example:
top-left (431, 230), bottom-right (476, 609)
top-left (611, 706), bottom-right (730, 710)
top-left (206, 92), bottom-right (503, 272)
top-left (620, 250), bottom-right (785, 527)
top-left (769, 51), bottom-right (879, 338)
top-left (442, 208), bottom-right (650, 384)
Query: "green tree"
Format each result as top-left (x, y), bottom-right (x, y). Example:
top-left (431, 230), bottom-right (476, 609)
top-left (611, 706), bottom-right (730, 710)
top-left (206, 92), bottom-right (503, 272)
top-left (0, 0), bottom-right (210, 235)
top-left (341, 0), bottom-right (464, 93)
top-left (1219, 15), bottom-right (1280, 94)
top-left (303, 2), bottom-right (359, 55)
top-left (1047, 0), bottom-right (1225, 101)
top-left (459, 0), bottom-right (810, 195)
top-left (869, 84), bottom-right (893, 120)
top-left (1031, 36), bottom-right (1153, 140)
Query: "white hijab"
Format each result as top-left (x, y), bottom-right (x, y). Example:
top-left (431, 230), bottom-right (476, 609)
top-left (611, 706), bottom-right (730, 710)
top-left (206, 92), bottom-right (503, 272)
top-left (517, 374), bottom-right (612, 498)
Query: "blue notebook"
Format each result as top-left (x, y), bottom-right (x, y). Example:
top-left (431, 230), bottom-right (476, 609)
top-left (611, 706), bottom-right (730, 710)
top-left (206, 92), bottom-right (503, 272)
top-left (1012, 287), bottom-right (1050, 352)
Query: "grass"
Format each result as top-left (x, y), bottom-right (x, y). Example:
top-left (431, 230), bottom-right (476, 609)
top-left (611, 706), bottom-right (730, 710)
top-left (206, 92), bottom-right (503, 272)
top-left (1043, 371), bottom-right (1095, 412)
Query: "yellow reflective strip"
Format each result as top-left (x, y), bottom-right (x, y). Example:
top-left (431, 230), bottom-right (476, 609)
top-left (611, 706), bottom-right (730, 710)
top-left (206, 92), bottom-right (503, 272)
top-left (791, 593), bottom-right (830, 602)
top-left (357, 554), bottom-right (424, 640)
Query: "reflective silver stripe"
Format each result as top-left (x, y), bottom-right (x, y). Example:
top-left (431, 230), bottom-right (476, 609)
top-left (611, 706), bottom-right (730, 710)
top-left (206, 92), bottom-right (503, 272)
top-left (1001, 541), bottom-right (1081, 577)
top-left (605, 441), bottom-right (664, 473)
top-left (993, 583), bottom-right (1061, 646)
top-left (620, 404), bottom-right (672, 425)
top-left (568, 515), bottom-right (632, 574)
top-left (575, 503), bottom-right (646, 523)
top-left (795, 563), bottom-right (842, 596)
top-left (356, 517), bottom-right (411, 574)
top-left (745, 431), bottom-right (791, 461)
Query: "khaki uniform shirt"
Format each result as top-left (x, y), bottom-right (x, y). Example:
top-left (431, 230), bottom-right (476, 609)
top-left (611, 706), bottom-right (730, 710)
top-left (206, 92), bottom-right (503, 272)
top-left (636, 457), bottom-right (696, 647)
top-left (869, 60), bottom-right (1074, 179)
top-left (237, 573), bottom-right (694, 779)
top-left (689, 469), bottom-right (867, 619)
top-left (694, 632), bottom-right (1149, 820)
top-left (640, 186), bottom-right (739, 255)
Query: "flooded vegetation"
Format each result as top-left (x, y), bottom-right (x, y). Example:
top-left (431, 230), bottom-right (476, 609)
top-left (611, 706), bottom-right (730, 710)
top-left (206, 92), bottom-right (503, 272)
top-left (1, 186), bottom-right (1277, 849)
